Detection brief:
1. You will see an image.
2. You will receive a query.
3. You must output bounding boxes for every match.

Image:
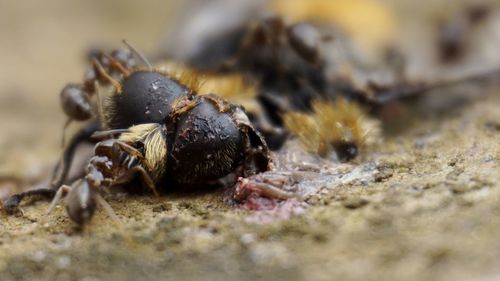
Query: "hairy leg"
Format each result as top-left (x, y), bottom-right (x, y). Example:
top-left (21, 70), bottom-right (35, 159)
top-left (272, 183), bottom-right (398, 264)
top-left (113, 165), bottom-right (159, 197)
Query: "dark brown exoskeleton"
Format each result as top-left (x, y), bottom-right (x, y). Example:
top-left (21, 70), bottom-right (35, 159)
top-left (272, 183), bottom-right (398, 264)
top-left (5, 41), bottom-right (271, 225)
top-left (47, 137), bottom-right (156, 224)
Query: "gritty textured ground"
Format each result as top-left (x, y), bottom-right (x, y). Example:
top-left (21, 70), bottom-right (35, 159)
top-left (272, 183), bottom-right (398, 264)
top-left (1, 1), bottom-right (500, 281)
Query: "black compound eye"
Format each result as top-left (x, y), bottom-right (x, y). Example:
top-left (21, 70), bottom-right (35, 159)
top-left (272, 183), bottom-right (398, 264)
top-left (333, 142), bottom-right (358, 162)
top-left (105, 71), bottom-right (190, 129)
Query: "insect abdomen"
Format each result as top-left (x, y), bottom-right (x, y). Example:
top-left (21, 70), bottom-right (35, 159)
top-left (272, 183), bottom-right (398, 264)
top-left (168, 97), bottom-right (244, 184)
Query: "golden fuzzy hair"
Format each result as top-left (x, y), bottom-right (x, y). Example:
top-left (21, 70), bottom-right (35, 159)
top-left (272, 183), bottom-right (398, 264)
top-left (283, 98), bottom-right (379, 157)
top-left (119, 123), bottom-right (167, 181)
top-left (175, 69), bottom-right (204, 94)
top-left (152, 62), bottom-right (204, 94)
top-left (198, 73), bottom-right (261, 113)
top-left (197, 74), bottom-right (255, 98)
top-left (156, 62), bottom-right (261, 112)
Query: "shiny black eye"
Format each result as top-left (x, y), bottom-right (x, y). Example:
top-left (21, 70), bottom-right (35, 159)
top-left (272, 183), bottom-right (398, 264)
top-left (105, 71), bottom-right (190, 129)
top-left (333, 142), bottom-right (358, 162)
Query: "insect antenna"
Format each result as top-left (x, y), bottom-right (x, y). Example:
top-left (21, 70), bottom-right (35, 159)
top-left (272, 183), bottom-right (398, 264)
top-left (122, 39), bottom-right (152, 71)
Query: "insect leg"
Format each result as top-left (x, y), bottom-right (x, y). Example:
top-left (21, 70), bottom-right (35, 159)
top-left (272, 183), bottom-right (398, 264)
top-left (46, 185), bottom-right (71, 216)
top-left (94, 193), bottom-right (119, 221)
top-left (51, 120), bottom-right (101, 188)
top-left (101, 53), bottom-right (130, 76)
top-left (92, 58), bottom-right (122, 94)
top-left (3, 188), bottom-right (56, 214)
top-left (61, 118), bottom-right (72, 148)
top-left (113, 166), bottom-right (159, 197)
top-left (110, 140), bottom-right (152, 170)
top-left (91, 129), bottom-right (129, 140)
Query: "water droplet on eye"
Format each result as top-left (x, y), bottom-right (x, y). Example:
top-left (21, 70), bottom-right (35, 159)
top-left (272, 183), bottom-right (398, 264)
top-left (150, 79), bottom-right (165, 92)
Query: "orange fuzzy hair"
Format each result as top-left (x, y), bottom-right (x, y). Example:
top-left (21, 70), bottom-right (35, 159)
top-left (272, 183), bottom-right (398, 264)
top-left (283, 98), bottom-right (379, 157)
top-left (156, 62), bottom-right (260, 112)
top-left (197, 73), bottom-right (260, 113)
top-left (155, 63), bottom-right (257, 98)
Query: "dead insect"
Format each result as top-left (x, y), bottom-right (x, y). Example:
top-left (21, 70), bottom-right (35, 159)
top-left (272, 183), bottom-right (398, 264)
top-left (162, 14), bottom-right (393, 159)
top-left (5, 41), bottom-right (271, 225)
top-left (161, 12), bottom-right (399, 155)
top-left (162, 8), bottom-right (500, 161)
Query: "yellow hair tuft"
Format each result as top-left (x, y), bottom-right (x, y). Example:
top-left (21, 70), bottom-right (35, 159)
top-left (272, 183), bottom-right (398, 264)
top-left (284, 98), bottom-right (379, 157)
